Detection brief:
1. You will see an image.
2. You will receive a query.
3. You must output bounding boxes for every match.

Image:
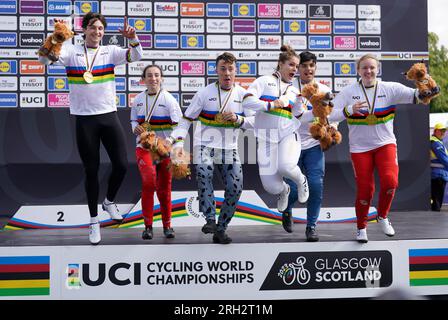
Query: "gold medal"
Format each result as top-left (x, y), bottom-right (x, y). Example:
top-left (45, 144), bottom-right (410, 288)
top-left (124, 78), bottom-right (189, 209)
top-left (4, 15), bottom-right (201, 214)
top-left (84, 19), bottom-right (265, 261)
top-left (141, 121), bottom-right (151, 131)
top-left (365, 114), bottom-right (377, 125)
top-left (83, 71), bottom-right (94, 84)
top-left (215, 113), bottom-right (224, 123)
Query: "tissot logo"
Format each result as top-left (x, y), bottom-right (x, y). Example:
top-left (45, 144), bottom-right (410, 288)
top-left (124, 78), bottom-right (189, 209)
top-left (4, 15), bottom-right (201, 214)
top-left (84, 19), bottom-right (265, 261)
top-left (180, 18), bottom-right (205, 33)
top-left (283, 4), bottom-right (306, 18)
top-left (20, 33), bottom-right (44, 47)
top-left (308, 5), bottom-right (331, 18)
top-left (260, 251), bottom-right (392, 290)
top-left (232, 35), bottom-right (256, 49)
top-left (20, 16), bottom-right (45, 30)
top-left (358, 5), bottom-right (381, 19)
top-left (359, 36), bottom-right (381, 50)
top-left (128, 2), bottom-right (152, 16)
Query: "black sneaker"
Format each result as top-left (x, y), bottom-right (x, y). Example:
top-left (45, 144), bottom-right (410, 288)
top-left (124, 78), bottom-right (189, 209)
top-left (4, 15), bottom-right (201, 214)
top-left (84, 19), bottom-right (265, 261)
top-left (305, 226), bottom-right (319, 242)
top-left (212, 230), bottom-right (232, 244)
top-left (201, 220), bottom-right (217, 234)
top-left (142, 226), bottom-right (153, 240)
top-left (163, 227), bottom-right (175, 239)
top-left (282, 211), bottom-right (293, 233)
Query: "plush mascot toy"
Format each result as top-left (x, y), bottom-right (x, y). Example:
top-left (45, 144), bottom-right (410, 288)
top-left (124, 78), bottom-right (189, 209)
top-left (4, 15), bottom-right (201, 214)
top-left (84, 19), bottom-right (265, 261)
top-left (404, 62), bottom-right (441, 105)
top-left (37, 21), bottom-right (74, 62)
top-left (168, 149), bottom-right (192, 180)
top-left (301, 83), bottom-right (342, 151)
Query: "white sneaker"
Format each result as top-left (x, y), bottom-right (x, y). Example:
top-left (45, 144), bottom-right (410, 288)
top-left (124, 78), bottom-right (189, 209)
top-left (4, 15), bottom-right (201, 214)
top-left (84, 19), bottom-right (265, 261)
top-left (378, 217), bottom-right (395, 237)
top-left (356, 228), bottom-right (368, 243)
top-left (102, 200), bottom-right (123, 221)
top-left (298, 176), bottom-right (309, 204)
top-left (89, 222), bottom-right (101, 245)
top-left (277, 184), bottom-right (290, 212)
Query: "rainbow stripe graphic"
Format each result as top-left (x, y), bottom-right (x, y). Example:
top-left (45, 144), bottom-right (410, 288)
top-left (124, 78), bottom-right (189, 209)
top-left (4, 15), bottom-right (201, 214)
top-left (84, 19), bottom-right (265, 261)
top-left (346, 105), bottom-right (396, 126)
top-left (66, 264), bottom-right (81, 289)
top-left (409, 248), bottom-right (448, 286)
top-left (0, 256), bottom-right (50, 296)
top-left (4, 217), bottom-right (121, 230)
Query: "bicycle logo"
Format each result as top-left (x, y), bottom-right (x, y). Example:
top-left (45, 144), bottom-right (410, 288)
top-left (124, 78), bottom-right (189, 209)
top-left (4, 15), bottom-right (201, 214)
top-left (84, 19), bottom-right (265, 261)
top-left (278, 256), bottom-right (311, 286)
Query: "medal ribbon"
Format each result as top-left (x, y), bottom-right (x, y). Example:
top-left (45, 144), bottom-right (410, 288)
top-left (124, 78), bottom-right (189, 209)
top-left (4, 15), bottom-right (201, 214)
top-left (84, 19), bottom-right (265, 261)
top-left (274, 71), bottom-right (292, 99)
top-left (84, 45), bottom-right (101, 74)
top-left (217, 82), bottom-right (234, 114)
top-left (359, 79), bottom-right (378, 116)
top-left (145, 89), bottom-right (163, 122)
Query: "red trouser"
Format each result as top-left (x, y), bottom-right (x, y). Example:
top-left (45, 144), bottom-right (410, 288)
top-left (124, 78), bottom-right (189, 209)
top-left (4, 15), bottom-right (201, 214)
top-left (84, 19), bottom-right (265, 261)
top-left (136, 147), bottom-right (172, 228)
top-left (350, 144), bottom-right (399, 229)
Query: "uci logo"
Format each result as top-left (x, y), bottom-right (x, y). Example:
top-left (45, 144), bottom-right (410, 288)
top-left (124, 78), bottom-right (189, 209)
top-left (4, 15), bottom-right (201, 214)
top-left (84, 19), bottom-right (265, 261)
top-left (352, 96), bottom-right (361, 100)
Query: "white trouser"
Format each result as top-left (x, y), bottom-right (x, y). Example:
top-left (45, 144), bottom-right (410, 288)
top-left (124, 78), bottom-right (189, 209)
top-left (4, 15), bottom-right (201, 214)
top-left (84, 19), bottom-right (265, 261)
top-left (257, 132), bottom-right (304, 195)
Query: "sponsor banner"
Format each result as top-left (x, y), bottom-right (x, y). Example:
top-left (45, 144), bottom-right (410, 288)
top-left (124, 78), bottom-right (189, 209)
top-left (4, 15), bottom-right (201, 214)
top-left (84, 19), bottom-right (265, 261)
top-left (20, 32), bottom-right (44, 47)
top-left (47, 64), bottom-right (66, 75)
top-left (105, 17), bottom-right (124, 32)
top-left (257, 20), bottom-right (281, 34)
top-left (100, 1), bottom-right (125, 16)
top-left (258, 35), bottom-right (281, 50)
top-left (359, 20), bottom-right (381, 35)
top-left (0, 32), bottom-right (17, 46)
top-left (206, 35), bottom-right (230, 49)
top-left (48, 93), bottom-right (69, 107)
top-left (315, 62), bottom-right (332, 76)
top-left (232, 19), bottom-right (256, 33)
top-left (334, 36), bottom-right (357, 50)
top-left (232, 35), bottom-right (256, 49)
top-left (333, 20), bottom-right (356, 34)
top-left (0, 76), bottom-right (17, 91)
top-left (180, 2), bottom-right (204, 17)
top-left (171, 92), bottom-right (179, 104)
top-left (260, 251), bottom-right (392, 290)
top-left (20, 60), bottom-right (45, 74)
top-left (47, 16), bottom-right (72, 31)
top-left (47, 1), bottom-right (72, 15)
top-left (309, 36), bottom-right (332, 50)
top-left (232, 3), bottom-right (255, 18)
top-left (20, 92), bottom-right (45, 107)
top-left (154, 34), bottom-right (178, 48)
top-left (206, 3), bottom-right (230, 17)
top-left (155, 60), bottom-right (179, 76)
top-left (114, 64), bottom-right (126, 76)
top-left (334, 62), bottom-right (357, 76)
top-left (19, 16), bottom-right (44, 31)
top-left (48, 76), bottom-right (68, 91)
top-left (258, 61), bottom-right (276, 76)
top-left (283, 20), bottom-right (306, 34)
top-left (235, 77), bottom-right (255, 90)
top-left (127, 2), bottom-right (152, 16)
top-left (128, 61), bottom-right (152, 76)
top-left (128, 93), bottom-right (137, 106)
top-left (181, 77), bottom-right (205, 92)
top-left (315, 77), bottom-right (333, 90)
top-left (334, 77), bottom-right (357, 92)
top-left (0, 15), bottom-right (16, 30)
top-left (154, 2), bottom-right (179, 16)
top-left (102, 34), bottom-right (125, 47)
top-left (182, 61), bottom-right (204, 76)
top-left (115, 77), bottom-right (126, 91)
top-left (257, 4), bottom-right (281, 18)
top-left (73, 34), bottom-right (84, 45)
top-left (0, 92), bottom-right (17, 107)
top-left (115, 93), bottom-right (126, 108)
top-left (128, 76), bottom-right (145, 92)
top-left (181, 35), bottom-right (205, 49)
top-left (73, 16), bottom-right (83, 32)
top-left (333, 5), bottom-right (356, 19)
top-left (283, 35), bottom-right (307, 50)
top-left (138, 34), bottom-right (152, 49)
top-left (283, 4), bottom-right (306, 18)
top-left (154, 18), bottom-right (179, 33)
top-left (0, 0), bottom-right (17, 14)
top-left (206, 61), bottom-right (216, 76)
top-left (309, 4), bottom-right (331, 18)
top-left (0, 60), bottom-right (17, 74)
top-left (358, 5), bottom-right (381, 19)
top-left (206, 19), bottom-right (230, 33)
top-left (128, 18), bottom-right (152, 33)
top-left (20, 0), bottom-right (44, 14)
top-left (309, 20), bottom-right (331, 34)
top-left (162, 77), bottom-right (179, 92)
top-left (359, 36), bottom-right (381, 50)
top-left (180, 18), bottom-right (205, 33)
top-left (181, 93), bottom-right (194, 108)
top-left (236, 61), bottom-right (256, 76)
top-left (74, 1), bottom-right (99, 15)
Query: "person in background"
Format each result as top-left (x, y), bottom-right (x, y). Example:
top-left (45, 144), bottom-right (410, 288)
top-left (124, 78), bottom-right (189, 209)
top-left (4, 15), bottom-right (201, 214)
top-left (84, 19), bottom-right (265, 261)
top-left (430, 122), bottom-right (448, 211)
top-left (131, 65), bottom-right (182, 240)
top-left (37, 13), bottom-right (143, 245)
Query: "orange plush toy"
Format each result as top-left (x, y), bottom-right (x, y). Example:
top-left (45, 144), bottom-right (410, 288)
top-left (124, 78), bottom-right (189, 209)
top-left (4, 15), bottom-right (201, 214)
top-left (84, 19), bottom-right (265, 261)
top-left (139, 131), bottom-right (171, 163)
top-left (37, 21), bottom-right (74, 62)
top-left (168, 149), bottom-right (192, 180)
top-left (301, 83), bottom-right (342, 151)
top-left (404, 62), bottom-right (440, 105)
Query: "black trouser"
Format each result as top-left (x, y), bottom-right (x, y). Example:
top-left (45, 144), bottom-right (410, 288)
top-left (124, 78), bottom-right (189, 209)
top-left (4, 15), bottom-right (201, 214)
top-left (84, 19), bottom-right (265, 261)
top-left (431, 177), bottom-right (447, 211)
top-left (76, 111), bottom-right (128, 217)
